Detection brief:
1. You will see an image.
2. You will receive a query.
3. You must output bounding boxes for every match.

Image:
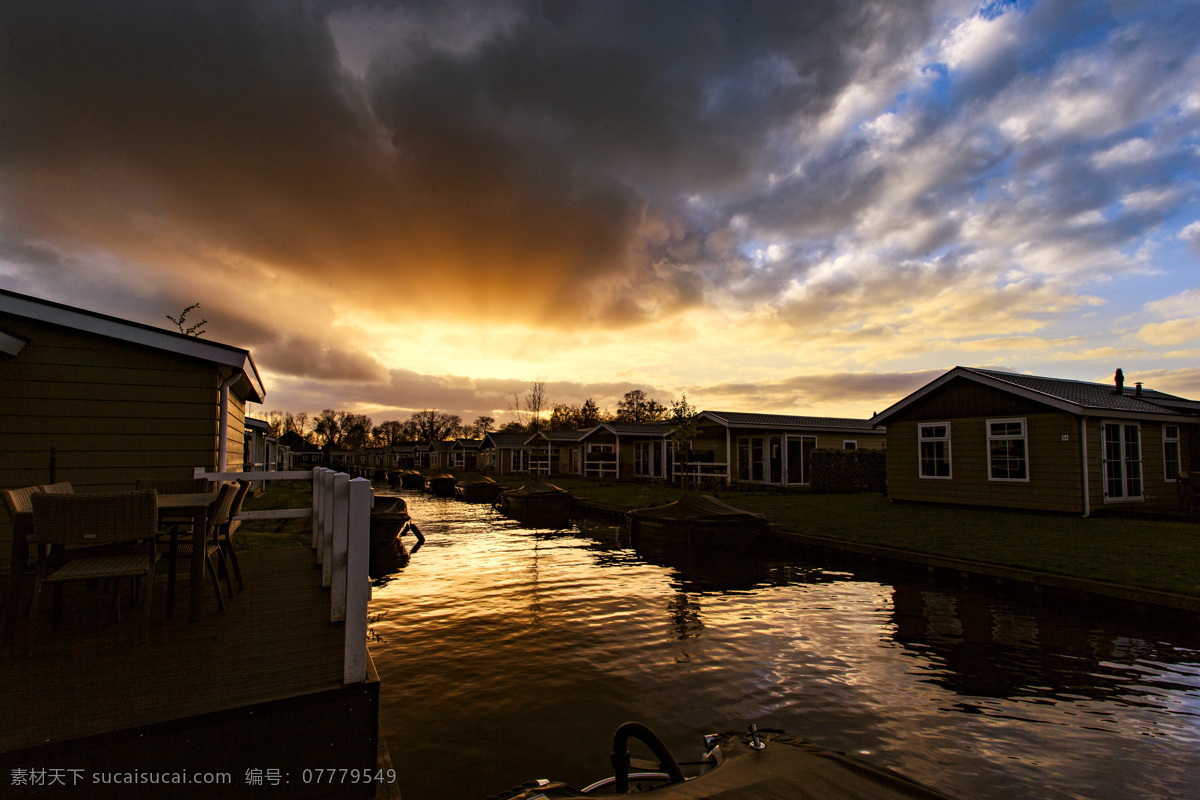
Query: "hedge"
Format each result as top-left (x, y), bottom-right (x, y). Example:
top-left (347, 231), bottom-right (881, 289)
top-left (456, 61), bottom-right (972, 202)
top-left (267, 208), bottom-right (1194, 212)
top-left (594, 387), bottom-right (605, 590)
top-left (810, 448), bottom-right (887, 494)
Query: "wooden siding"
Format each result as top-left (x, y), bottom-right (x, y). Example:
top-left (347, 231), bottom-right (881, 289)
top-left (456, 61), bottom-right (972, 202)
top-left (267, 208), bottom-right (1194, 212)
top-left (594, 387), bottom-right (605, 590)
top-left (884, 377), bottom-right (1055, 422)
top-left (0, 314), bottom-right (248, 574)
top-left (883, 377), bottom-right (1195, 513)
top-left (886, 413), bottom-right (1084, 512)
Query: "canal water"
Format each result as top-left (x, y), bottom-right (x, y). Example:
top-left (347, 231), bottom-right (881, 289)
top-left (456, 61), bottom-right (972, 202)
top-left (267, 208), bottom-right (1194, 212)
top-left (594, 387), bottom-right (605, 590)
top-left (367, 490), bottom-right (1200, 800)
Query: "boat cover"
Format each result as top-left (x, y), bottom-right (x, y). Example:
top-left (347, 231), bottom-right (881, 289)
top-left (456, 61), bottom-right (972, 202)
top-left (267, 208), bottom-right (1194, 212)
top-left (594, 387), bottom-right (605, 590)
top-left (628, 494), bottom-right (767, 524)
top-left (370, 496), bottom-right (409, 521)
top-left (484, 730), bottom-right (956, 800)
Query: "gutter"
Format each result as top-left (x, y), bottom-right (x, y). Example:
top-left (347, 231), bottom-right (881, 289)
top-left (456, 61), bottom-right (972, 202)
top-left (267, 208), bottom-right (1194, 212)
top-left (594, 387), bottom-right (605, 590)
top-left (1080, 416), bottom-right (1090, 518)
top-left (217, 372), bottom-right (240, 472)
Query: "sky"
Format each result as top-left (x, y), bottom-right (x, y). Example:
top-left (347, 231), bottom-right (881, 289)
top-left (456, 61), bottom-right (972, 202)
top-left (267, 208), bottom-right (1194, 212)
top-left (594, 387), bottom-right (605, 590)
top-left (1, 0), bottom-right (1198, 425)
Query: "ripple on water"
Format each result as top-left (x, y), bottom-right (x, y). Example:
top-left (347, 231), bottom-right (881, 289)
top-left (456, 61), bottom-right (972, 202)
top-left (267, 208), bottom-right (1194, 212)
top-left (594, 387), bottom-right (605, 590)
top-left (368, 490), bottom-right (1200, 800)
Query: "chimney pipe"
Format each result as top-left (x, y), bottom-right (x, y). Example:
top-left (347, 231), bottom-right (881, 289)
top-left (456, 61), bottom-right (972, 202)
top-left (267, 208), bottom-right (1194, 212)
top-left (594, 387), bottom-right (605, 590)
top-left (1113, 368), bottom-right (1124, 394)
top-left (1135, 382), bottom-right (1143, 396)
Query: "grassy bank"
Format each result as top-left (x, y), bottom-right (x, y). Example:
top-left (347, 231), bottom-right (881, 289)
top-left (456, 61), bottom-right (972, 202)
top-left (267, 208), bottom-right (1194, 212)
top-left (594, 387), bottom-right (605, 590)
top-left (541, 476), bottom-right (1198, 598)
top-left (237, 480), bottom-right (313, 550)
top-left (233, 472), bottom-right (1200, 597)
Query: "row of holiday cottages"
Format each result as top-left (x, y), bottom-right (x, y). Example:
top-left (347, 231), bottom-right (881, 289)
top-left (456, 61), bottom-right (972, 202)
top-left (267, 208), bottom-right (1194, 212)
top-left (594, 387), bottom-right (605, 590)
top-left (330, 365), bottom-right (1200, 516)
top-left (2, 286), bottom-right (1198, 576)
top-left (324, 413), bottom-right (884, 487)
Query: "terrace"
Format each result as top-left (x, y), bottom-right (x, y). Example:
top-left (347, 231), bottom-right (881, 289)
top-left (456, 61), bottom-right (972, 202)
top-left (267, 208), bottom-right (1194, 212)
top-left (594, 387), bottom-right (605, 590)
top-left (0, 469), bottom-right (384, 799)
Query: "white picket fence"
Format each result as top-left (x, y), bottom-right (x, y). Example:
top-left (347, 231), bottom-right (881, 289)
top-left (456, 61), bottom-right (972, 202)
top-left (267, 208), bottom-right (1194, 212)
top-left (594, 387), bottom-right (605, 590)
top-left (194, 466), bottom-right (373, 684)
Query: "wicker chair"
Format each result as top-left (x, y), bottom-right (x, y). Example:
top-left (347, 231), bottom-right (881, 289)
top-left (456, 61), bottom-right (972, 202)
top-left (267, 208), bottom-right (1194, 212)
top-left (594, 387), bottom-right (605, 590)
top-left (215, 480), bottom-right (252, 592)
top-left (28, 490), bottom-right (160, 653)
top-left (38, 482), bottom-right (74, 495)
top-left (2, 486), bottom-right (44, 643)
top-left (163, 482), bottom-right (238, 615)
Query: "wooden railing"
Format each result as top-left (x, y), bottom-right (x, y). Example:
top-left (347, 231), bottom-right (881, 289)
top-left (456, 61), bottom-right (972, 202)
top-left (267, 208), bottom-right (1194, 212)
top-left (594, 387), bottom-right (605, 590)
top-left (194, 466), bottom-right (372, 684)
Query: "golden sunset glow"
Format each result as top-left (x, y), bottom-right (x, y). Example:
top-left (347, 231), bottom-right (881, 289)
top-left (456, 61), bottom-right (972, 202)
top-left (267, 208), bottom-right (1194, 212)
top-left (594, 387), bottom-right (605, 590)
top-left (1, 1), bottom-right (1198, 422)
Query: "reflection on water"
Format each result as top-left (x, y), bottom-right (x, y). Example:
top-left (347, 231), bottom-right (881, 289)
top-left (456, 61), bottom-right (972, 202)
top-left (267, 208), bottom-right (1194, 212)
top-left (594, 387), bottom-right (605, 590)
top-left (368, 491), bottom-right (1200, 800)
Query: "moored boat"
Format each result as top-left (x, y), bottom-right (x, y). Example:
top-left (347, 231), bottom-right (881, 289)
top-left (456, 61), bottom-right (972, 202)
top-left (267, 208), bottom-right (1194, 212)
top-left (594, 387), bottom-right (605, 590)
top-left (496, 481), bottom-right (572, 518)
top-left (626, 495), bottom-right (766, 549)
top-left (425, 474), bottom-right (458, 497)
top-left (483, 723), bottom-right (956, 799)
top-left (455, 476), bottom-right (505, 503)
top-left (399, 470), bottom-right (425, 489)
top-left (369, 496), bottom-right (410, 578)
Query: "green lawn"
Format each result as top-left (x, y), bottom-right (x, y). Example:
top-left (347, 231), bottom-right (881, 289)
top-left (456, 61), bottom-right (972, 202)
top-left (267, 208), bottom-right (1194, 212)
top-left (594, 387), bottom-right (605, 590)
top-left (236, 479), bottom-right (313, 550)
top-left (539, 476), bottom-right (1199, 598)
top-left (233, 473), bottom-right (1200, 597)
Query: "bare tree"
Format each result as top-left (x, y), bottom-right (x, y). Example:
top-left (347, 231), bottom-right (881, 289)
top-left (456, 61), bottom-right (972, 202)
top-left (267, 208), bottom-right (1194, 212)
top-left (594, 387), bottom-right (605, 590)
top-left (506, 393), bottom-right (529, 431)
top-left (262, 411), bottom-right (285, 438)
top-left (523, 381), bottom-right (548, 432)
top-left (616, 389), bottom-right (667, 423)
top-left (408, 409), bottom-right (463, 443)
top-left (373, 420), bottom-right (406, 447)
top-left (469, 416), bottom-right (495, 438)
top-left (166, 303), bottom-right (207, 337)
top-left (313, 408), bottom-right (343, 447)
top-left (340, 413), bottom-right (373, 449)
top-left (669, 393), bottom-right (701, 493)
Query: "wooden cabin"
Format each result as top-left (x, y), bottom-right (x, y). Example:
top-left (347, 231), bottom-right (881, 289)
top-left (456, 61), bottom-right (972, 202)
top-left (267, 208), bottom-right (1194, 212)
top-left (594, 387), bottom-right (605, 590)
top-left (0, 288), bottom-right (265, 574)
top-left (578, 422), bottom-right (673, 479)
top-left (869, 367), bottom-right (1200, 514)
top-left (450, 438), bottom-right (483, 471)
top-left (525, 429), bottom-right (589, 476)
top-left (429, 440), bottom-right (454, 472)
top-left (479, 432), bottom-right (531, 474)
top-left (691, 411), bottom-right (886, 488)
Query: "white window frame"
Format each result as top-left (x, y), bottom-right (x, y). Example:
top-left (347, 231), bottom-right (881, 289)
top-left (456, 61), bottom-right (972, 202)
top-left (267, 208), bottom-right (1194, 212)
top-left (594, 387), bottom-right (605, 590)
top-left (918, 422), bottom-right (952, 479)
top-left (986, 418), bottom-right (1029, 482)
top-left (842, 440), bottom-right (858, 450)
top-left (1163, 424), bottom-right (1181, 483)
top-left (1102, 421), bottom-right (1143, 502)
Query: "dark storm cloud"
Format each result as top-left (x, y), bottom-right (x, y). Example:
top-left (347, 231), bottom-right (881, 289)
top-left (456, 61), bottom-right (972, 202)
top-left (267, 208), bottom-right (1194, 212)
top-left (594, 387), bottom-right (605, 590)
top-left (0, 0), bottom-right (938, 333)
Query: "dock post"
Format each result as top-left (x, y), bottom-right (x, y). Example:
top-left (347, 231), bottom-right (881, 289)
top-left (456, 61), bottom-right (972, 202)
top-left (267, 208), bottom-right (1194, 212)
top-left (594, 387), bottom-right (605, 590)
top-left (313, 469), bottom-right (322, 552)
top-left (321, 470), bottom-right (336, 586)
top-left (312, 467), bottom-right (324, 551)
top-left (331, 472), bottom-right (350, 620)
top-left (344, 477), bottom-right (372, 683)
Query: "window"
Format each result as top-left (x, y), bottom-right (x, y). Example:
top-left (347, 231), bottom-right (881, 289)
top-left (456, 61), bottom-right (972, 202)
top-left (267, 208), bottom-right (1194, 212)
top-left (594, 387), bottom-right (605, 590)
top-left (918, 423), bottom-right (951, 478)
top-left (1164, 425), bottom-right (1181, 482)
top-left (1102, 422), bottom-right (1142, 501)
top-left (510, 449), bottom-right (528, 472)
top-left (737, 437), bottom-right (766, 482)
top-left (634, 441), bottom-right (656, 476)
top-left (842, 440), bottom-right (858, 450)
top-left (987, 418), bottom-right (1028, 481)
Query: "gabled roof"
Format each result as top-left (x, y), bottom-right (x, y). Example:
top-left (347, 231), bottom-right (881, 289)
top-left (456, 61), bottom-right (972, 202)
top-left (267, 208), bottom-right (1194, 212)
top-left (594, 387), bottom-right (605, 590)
top-left (699, 410), bottom-right (878, 432)
top-left (525, 428), bottom-right (593, 446)
top-left (597, 421), bottom-right (674, 437)
top-left (452, 438), bottom-right (483, 450)
top-left (0, 287), bottom-right (265, 402)
top-left (871, 366), bottom-right (1200, 426)
top-left (431, 440), bottom-right (455, 452)
top-left (482, 432), bottom-right (531, 449)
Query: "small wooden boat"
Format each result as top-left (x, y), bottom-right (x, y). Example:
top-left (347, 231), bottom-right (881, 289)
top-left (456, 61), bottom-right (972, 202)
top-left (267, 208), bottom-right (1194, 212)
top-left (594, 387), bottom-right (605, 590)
top-left (424, 474), bottom-right (458, 497)
top-left (455, 476), bottom-right (505, 503)
top-left (496, 481), bottom-right (572, 518)
top-left (487, 723), bottom-right (956, 799)
top-left (399, 470), bottom-right (425, 489)
top-left (369, 496), bottom-right (410, 578)
top-left (627, 495), bottom-right (767, 549)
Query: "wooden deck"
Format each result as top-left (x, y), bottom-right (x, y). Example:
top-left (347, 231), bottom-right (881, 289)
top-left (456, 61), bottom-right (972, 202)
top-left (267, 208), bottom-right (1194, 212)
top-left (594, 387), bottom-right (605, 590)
top-left (0, 548), bottom-right (383, 798)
